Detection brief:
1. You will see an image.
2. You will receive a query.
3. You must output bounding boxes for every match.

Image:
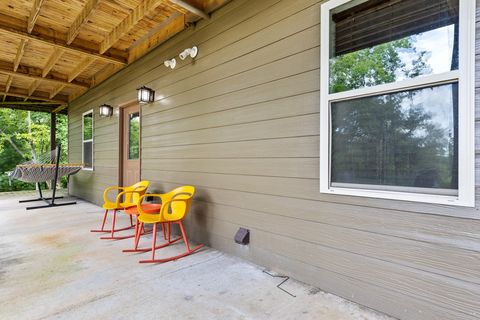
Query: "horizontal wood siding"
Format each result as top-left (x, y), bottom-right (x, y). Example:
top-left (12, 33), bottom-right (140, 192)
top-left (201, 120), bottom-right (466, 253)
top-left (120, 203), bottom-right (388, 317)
top-left (68, 0), bottom-right (480, 319)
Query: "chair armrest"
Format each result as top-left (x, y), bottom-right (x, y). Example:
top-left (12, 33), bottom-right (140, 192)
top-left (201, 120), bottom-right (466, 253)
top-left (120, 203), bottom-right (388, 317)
top-left (103, 186), bottom-right (125, 203)
top-left (159, 198), bottom-right (189, 222)
top-left (115, 189), bottom-right (145, 207)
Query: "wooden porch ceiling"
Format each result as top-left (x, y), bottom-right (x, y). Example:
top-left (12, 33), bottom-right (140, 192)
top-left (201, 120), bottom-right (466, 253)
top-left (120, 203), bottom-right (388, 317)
top-left (0, 0), bottom-right (229, 113)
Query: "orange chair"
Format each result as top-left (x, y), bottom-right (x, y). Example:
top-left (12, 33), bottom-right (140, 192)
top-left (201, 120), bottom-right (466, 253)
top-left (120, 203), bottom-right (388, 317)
top-left (133, 186), bottom-right (204, 263)
top-left (91, 180), bottom-right (150, 240)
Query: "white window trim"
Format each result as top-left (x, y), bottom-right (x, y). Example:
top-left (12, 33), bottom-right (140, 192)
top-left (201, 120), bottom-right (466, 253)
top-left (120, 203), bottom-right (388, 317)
top-left (320, 0), bottom-right (476, 207)
top-left (82, 109), bottom-right (94, 171)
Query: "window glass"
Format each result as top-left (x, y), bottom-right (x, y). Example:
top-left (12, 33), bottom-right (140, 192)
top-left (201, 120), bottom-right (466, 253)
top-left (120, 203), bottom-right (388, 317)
top-left (83, 112), bottom-right (93, 141)
top-left (331, 83), bottom-right (458, 194)
top-left (128, 112), bottom-right (140, 160)
top-left (82, 111), bottom-right (93, 169)
top-left (329, 0), bottom-right (459, 93)
top-left (83, 141), bottom-right (93, 168)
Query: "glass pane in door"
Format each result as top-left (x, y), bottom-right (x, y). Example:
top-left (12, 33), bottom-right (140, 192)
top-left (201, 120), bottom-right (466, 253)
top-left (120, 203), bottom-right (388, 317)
top-left (128, 112), bottom-right (140, 160)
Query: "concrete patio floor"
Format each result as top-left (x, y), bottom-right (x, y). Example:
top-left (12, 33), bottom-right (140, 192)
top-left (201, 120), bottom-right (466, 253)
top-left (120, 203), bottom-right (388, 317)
top-left (0, 191), bottom-right (394, 320)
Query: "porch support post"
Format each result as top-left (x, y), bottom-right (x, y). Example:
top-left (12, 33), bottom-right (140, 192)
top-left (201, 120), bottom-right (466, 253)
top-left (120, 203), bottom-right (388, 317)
top-left (50, 112), bottom-right (56, 150)
top-left (50, 112), bottom-right (56, 189)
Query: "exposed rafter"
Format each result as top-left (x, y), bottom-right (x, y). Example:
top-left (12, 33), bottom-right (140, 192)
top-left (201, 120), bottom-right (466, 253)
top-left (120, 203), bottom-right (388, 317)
top-left (68, 57), bottom-right (95, 82)
top-left (99, 0), bottom-right (166, 54)
top-left (68, 88), bottom-right (89, 103)
top-left (52, 104), bottom-right (68, 113)
top-left (0, 88), bottom-right (65, 103)
top-left (5, 75), bottom-right (13, 93)
top-left (0, 101), bottom-right (61, 105)
top-left (43, 48), bottom-right (64, 78)
top-left (0, 60), bottom-right (88, 89)
top-left (88, 63), bottom-right (121, 87)
top-left (28, 80), bottom-right (40, 97)
top-left (0, 0), bottom-right (230, 108)
top-left (128, 13), bottom-right (184, 63)
top-left (28, 0), bottom-right (46, 33)
top-left (67, 0), bottom-right (100, 45)
top-left (0, 25), bottom-right (126, 66)
top-left (13, 39), bottom-right (28, 72)
top-left (50, 84), bottom-right (66, 99)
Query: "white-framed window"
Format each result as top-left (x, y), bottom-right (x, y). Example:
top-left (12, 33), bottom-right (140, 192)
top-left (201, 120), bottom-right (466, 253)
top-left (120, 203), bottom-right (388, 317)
top-left (82, 109), bottom-right (94, 170)
top-left (320, 0), bottom-right (475, 206)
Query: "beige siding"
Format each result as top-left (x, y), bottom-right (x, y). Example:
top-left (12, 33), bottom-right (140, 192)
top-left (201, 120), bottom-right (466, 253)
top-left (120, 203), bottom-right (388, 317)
top-left (68, 0), bottom-right (480, 319)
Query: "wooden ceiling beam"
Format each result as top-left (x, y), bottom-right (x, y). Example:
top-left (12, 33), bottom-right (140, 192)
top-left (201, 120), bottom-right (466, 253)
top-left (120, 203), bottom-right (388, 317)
top-left (52, 104), bottom-right (68, 113)
top-left (42, 48), bottom-right (64, 77)
top-left (0, 25), bottom-right (126, 66)
top-left (0, 101), bottom-right (61, 105)
top-left (13, 39), bottom-right (28, 72)
top-left (0, 60), bottom-right (88, 89)
top-left (5, 75), bottom-right (13, 93)
top-left (128, 13), bottom-right (184, 63)
top-left (89, 63), bottom-right (123, 88)
top-left (0, 101), bottom-right (67, 114)
top-left (68, 57), bottom-right (95, 82)
top-left (68, 88), bottom-right (88, 103)
top-left (50, 84), bottom-right (66, 99)
top-left (0, 12), bottom-right (128, 61)
top-left (99, 0), bottom-right (166, 54)
top-left (67, 0), bottom-right (100, 45)
top-left (28, 80), bottom-right (40, 97)
top-left (27, 0), bottom-right (46, 33)
top-left (169, 0), bottom-right (209, 20)
top-left (0, 87), bottom-right (66, 103)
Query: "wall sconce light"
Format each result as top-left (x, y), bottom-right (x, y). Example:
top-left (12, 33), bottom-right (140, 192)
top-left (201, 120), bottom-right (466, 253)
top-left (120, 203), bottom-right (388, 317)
top-left (164, 58), bottom-right (176, 69)
top-left (137, 86), bottom-right (155, 104)
top-left (179, 46), bottom-right (198, 60)
top-left (99, 104), bottom-right (113, 117)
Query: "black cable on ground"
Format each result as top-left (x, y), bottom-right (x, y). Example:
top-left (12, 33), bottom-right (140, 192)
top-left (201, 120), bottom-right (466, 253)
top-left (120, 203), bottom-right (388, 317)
top-left (262, 270), bottom-right (296, 298)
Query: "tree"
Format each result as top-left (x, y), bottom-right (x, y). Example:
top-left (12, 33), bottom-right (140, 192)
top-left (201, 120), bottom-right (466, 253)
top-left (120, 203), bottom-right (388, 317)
top-left (0, 109), bottom-right (68, 192)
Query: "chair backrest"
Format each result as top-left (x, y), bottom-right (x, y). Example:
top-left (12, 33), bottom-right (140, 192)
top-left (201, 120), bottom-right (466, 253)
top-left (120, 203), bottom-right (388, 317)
top-left (123, 180), bottom-right (150, 205)
top-left (161, 186), bottom-right (195, 222)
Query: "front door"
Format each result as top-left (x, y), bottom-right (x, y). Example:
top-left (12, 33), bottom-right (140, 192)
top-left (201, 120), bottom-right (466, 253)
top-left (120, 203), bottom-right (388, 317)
top-left (121, 104), bottom-right (140, 187)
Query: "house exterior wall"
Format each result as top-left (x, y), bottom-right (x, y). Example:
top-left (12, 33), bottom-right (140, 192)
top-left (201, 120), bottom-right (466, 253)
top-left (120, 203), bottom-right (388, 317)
top-left (68, 0), bottom-right (480, 319)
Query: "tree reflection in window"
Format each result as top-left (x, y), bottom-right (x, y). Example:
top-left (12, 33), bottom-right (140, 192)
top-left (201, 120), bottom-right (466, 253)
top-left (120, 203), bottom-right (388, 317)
top-left (331, 84), bottom-right (458, 192)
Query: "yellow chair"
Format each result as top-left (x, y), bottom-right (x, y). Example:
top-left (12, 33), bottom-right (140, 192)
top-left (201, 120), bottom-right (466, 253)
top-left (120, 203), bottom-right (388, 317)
top-left (91, 180), bottom-right (150, 240)
top-left (133, 186), bottom-right (204, 263)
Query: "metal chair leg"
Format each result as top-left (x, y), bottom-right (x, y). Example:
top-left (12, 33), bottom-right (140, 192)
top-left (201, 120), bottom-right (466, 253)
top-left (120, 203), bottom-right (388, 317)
top-left (122, 220), bottom-right (153, 252)
top-left (139, 222), bottom-right (204, 264)
top-left (90, 209), bottom-right (109, 232)
top-left (151, 223), bottom-right (158, 260)
top-left (100, 210), bottom-right (136, 240)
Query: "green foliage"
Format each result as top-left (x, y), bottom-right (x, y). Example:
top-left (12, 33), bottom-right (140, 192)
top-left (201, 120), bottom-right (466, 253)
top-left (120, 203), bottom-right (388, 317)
top-left (57, 114), bottom-right (69, 163)
top-left (0, 142), bottom-right (24, 173)
top-left (0, 174), bottom-right (36, 192)
top-left (0, 109), bottom-right (69, 192)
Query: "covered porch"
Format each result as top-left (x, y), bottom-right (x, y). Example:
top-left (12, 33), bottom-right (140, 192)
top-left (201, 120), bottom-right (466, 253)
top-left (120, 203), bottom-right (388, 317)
top-left (1, 0), bottom-right (480, 319)
top-left (0, 191), bottom-right (391, 320)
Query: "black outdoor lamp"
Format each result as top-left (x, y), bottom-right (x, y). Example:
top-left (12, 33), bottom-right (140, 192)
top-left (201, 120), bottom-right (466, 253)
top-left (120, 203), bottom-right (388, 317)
top-left (99, 104), bottom-right (113, 117)
top-left (137, 86), bottom-right (155, 104)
